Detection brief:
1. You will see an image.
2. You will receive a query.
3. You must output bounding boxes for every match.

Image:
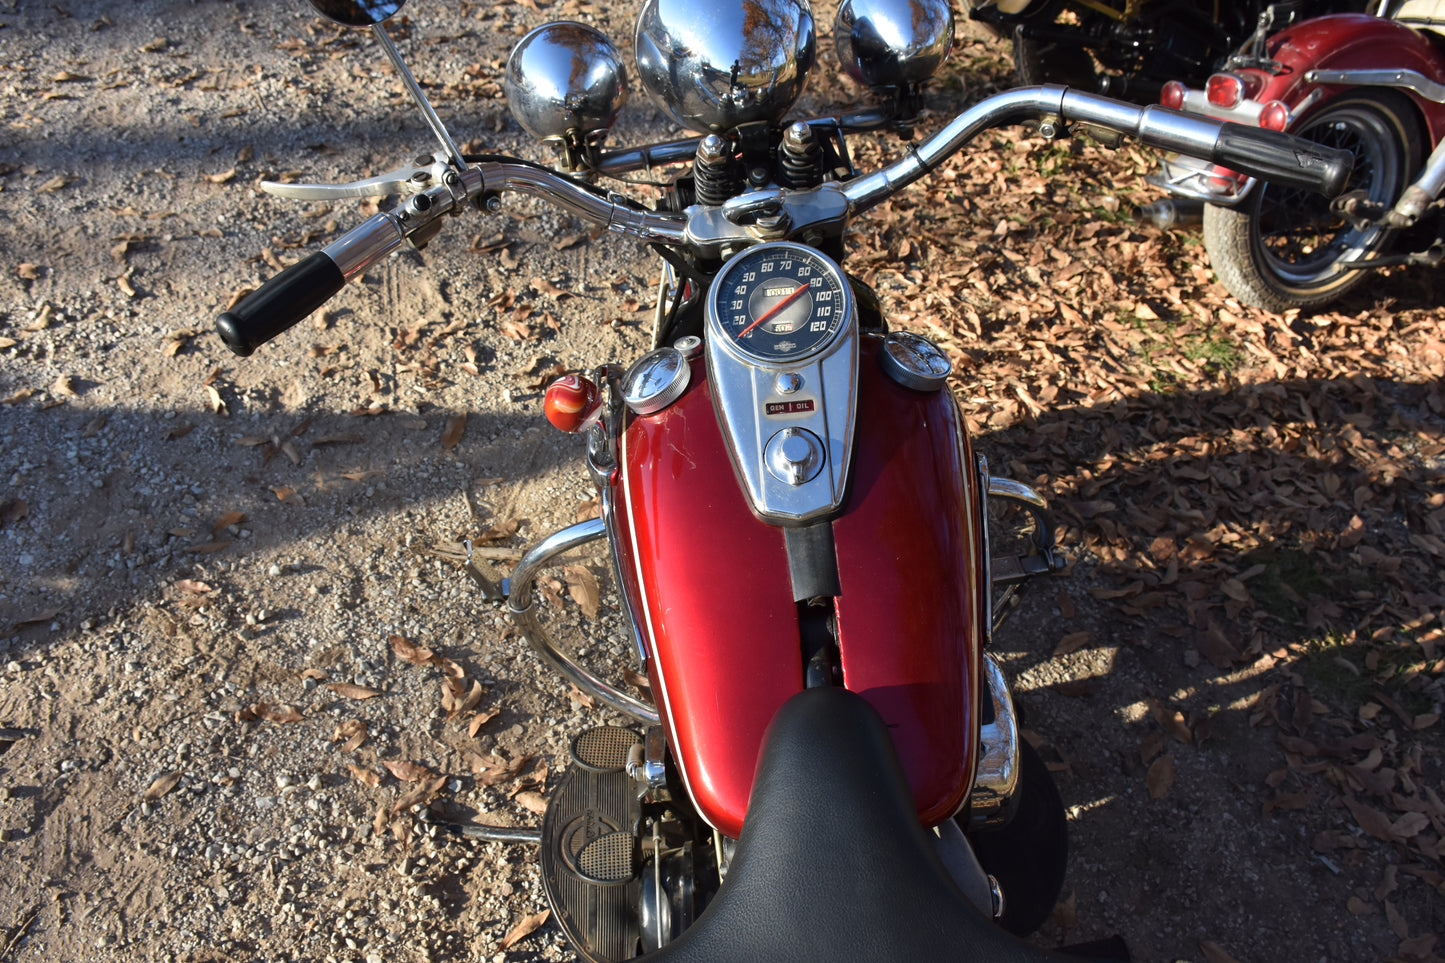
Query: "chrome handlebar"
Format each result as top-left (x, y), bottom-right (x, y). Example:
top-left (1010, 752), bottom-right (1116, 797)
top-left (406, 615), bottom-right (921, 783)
top-left (218, 86), bottom-right (1348, 356)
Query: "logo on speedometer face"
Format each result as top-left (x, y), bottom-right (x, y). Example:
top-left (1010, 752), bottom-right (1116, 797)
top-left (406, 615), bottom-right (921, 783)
top-left (711, 243), bottom-right (850, 364)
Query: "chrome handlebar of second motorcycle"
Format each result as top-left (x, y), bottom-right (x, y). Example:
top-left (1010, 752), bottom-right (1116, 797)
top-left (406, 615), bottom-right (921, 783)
top-left (372, 84), bottom-right (1347, 267)
top-left (216, 86), bottom-right (1351, 358)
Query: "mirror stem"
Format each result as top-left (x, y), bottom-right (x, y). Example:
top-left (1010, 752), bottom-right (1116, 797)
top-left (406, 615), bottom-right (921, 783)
top-left (371, 22), bottom-right (468, 171)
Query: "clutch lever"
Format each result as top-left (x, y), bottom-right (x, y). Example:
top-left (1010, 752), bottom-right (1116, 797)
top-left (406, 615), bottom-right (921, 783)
top-left (260, 151), bottom-right (454, 201)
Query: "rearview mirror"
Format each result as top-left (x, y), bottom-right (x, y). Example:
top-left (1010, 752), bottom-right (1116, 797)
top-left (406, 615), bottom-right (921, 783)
top-left (307, 0), bottom-right (407, 27)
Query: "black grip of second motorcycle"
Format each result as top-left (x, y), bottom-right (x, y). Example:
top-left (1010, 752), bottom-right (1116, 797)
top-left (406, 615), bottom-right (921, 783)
top-left (216, 251), bottom-right (345, 357)
top-left (1212, 124), bottom-right (1353, 198)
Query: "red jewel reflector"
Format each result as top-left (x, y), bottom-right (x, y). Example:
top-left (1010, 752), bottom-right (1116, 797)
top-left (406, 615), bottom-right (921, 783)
top-left (1258, 100), bottom-right (1292, 132)
top-left (1206, 73), bottom-right (1245, 109)
top-left (1160, 80), bottom-right (1186, 110)
top-left (544, 373), bottom-right (602, 433)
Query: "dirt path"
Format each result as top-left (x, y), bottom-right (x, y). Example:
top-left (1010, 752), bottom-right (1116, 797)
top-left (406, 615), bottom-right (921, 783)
top-left (1, 1), bottom-right (1441, 962)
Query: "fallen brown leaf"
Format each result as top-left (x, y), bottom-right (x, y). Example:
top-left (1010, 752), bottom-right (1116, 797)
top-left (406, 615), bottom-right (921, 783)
top-left (389, 634), bottom-right (435, 665)
top-left (212, 510), bottom-right (245, 534)
top-left (383, 759), bottom-right (438, 783)
top-left (441, 413), bottom-right (466, 450)
top-left (468, 706), bottom-right (501, 737)
top-left (236, 702), bottom-right (304, 724)
top-left (142, 771), bottom-right (183, 801)
top-left (1145, 754), bottom-right (1175, 799)
top-left (331, 719), bottom-right (368, 752)
top-left (1052, 630), bottom-right (1091, 657)
top-left (346, 764), bottom-right (380, 789)
top-left (187, 540), bottom-right (234, 554)
top-left (326, 682), bottom-right (382, 700)
top-left (1148, 698), bottom-right (1193, 744)
top-left (563, 565), bottom-right (601, 619)
top-left (475, 518), bottom-right (520, 543)
top-left (469, 752), bottom-right (533, 786)
top-left (1198, 940), bottom-right (1242, 963)
top-left (514, 790), bottom-right (547, 815)
top-left (500, 910), bottom-right (551, 949)
top-left (390, 775), bottom-right (447, 816)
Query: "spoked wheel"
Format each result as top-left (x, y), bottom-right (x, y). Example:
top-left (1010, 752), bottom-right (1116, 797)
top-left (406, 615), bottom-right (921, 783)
top-left (1202, 92), bottom-right (1423, 311)
top-left (965, 738), bottom-right (1069, 937)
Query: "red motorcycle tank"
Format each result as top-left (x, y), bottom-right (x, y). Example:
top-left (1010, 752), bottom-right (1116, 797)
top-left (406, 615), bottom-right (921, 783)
top-left (615, 333), bottom-right (984, 838)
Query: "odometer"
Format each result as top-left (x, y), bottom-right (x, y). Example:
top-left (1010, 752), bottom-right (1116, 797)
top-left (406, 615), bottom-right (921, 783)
top-left (709, 243), bottom-right (849, 363)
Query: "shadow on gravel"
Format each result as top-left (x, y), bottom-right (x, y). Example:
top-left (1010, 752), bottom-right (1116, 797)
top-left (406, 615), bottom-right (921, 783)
top-left (3, 365), bottom-right (1437, 664)
top-left (0, 398), bottom-right (585, 644)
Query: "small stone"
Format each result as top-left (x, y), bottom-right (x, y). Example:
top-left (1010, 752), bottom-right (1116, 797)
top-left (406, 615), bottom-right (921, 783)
top-left (267, 564), bottom-right (283, 577)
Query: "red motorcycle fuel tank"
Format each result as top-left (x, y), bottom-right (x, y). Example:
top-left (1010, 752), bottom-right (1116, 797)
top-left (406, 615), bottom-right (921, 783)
top-left (615, 334), bottom-right (984, 838)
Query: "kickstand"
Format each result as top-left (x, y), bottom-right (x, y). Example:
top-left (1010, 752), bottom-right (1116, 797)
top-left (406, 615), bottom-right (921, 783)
top-left (421, 809), bottom-right (540, 846)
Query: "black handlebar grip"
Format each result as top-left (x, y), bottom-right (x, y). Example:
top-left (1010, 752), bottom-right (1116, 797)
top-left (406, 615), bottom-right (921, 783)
top-left (1212, 124), bottom-right (1354, 198)
top-left (216, 251), bottom-right (345, 357)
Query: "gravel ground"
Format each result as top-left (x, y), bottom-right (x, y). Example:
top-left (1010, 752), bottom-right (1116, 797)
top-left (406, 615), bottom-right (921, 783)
top-left (0, 1), bottom-right (1438, 962)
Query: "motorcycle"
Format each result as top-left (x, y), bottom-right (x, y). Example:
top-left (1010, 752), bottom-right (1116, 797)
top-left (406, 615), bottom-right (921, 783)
top-left (214, 0), bottom-right (1350, 958)
top-left (968, 0), bottom-right (1357, 103)
top-left (1143, 0), bottom-right (1445, 310)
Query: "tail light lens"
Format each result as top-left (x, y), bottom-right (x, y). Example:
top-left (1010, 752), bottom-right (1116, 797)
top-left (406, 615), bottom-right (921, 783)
top-left (1206, 73), bottom-right (1245, 109)
top-left (1160, 80), bottom-right (1186, 110)
top-left (1258, 100), bottom-right (1292, 131)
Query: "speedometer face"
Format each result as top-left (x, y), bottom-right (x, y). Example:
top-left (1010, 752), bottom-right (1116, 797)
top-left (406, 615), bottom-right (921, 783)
top-left (712, 244), bottom-right (849, 363)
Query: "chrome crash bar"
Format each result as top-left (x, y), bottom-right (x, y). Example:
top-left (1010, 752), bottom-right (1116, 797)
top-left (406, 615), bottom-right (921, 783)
top-left (506, 519), bottom-right (660, 725)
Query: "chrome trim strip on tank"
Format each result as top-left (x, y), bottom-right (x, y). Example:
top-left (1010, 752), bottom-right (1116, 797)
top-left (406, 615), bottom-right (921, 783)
top-left (587, 365), bottom-right (651, 672)
top-left (968, 653), bottom-right (1021, 831)
top-left (618, 417), bottom-right (717, 829)
top-left (507, 519), bottom-right (660, 723)
top-left (976, 454), bottom-right (995, 646)
top-left (600, 483), bottom-right (650, 673)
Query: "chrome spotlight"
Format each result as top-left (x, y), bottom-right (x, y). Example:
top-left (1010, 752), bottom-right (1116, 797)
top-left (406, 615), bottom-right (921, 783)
top-left (505, 22), bottom-right (629, 171)
top-left (834, 0), bottom-right (953, 112)
top-left (634, 0), bottom-right (816, 133)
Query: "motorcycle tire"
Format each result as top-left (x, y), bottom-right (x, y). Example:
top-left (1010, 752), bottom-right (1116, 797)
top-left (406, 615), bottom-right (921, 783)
top-left (965, 737), bottom-right (1068, 937)
top-left (1202, 91), bottom-right (1424, 311)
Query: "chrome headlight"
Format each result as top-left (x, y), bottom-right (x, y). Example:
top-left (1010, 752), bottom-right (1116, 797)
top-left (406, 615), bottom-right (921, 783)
top-left (634, 0), bottom-right (816, 133)
top-left (833, 0), bottom-right (954, 90)
top-left (505, 22), bottom-right (629, 145)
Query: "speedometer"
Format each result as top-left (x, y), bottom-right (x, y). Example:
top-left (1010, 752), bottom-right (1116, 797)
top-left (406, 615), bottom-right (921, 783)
top-left (708, 242), bottom-right (850, 364)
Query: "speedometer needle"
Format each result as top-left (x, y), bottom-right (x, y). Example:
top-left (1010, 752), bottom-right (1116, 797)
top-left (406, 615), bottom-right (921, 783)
top-left (736, 283), bottom-right (810, 339)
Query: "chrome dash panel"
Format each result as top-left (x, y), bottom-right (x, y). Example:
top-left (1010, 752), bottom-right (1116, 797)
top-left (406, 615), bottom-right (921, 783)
top-left (704, 243), bottom-right (859, 524)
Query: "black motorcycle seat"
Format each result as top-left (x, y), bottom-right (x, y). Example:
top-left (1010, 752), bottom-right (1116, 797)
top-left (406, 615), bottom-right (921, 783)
top-left (636, 686), bottom-right (1074, 963)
